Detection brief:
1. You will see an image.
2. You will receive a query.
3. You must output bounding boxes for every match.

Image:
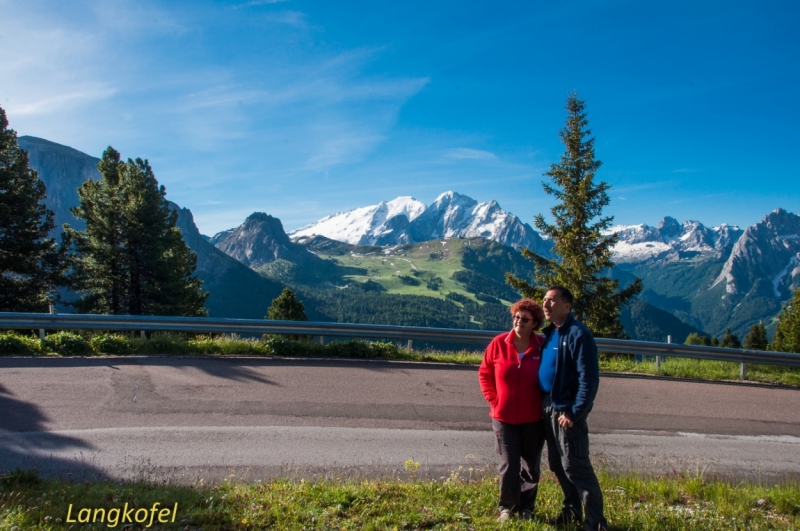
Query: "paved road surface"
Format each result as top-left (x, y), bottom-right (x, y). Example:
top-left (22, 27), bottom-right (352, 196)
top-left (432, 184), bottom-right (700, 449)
top-left (1, 356), bottom-right (799, 482)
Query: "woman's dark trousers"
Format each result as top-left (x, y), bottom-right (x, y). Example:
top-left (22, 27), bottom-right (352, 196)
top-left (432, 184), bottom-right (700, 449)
top-left (492, 418), bottom-right (546, 513)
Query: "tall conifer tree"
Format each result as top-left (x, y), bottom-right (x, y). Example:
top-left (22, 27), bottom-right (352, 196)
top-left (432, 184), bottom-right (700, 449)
top-left (506, 93), bottom-right (641, 337)
top-left (68, 147), bottom-right (207, 316)
top-left (771, 288), bottom-right (800, 353)
top-left (0, 105), bottom-right (69, 311)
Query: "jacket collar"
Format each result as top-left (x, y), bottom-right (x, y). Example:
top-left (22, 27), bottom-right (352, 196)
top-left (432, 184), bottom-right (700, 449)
top-left (504, 330), bottom-right (543, 352)
top-left (542, 313), bottom-right (576, 337)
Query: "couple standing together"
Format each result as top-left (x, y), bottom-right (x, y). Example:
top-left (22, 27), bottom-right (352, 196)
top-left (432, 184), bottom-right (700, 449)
top-left (478, 286), bottom-right (608, 530)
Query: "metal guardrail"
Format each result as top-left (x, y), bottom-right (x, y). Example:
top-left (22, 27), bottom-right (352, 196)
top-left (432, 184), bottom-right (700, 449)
top-left (1, 312), bottom-right (799, 371)
top-left (0, 312), bottom-right (498, 345)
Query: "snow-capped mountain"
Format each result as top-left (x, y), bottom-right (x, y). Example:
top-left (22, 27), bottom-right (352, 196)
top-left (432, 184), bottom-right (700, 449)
top-left (290, 196), bottom-right (426, 246)
top-left (609, 216), bottom-right (743, 264)
top-left (287, 191), bottom-right (551, 255)
top-left (711, 208), bottom-right (800, 297)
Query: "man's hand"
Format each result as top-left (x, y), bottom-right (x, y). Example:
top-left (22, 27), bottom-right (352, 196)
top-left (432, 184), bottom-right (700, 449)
top-left (558, 413), bottom-right (573, 428)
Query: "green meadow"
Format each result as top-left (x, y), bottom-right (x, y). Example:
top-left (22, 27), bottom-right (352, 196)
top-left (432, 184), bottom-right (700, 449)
top-left (1, 467), bottom-right (798, 530)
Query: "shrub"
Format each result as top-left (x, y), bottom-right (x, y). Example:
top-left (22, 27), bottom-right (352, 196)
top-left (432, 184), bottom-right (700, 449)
top-left (398, 275), bottom-right (421, 286)
top-left (139, 333), bottom-right (189, 355)
top-left (90, 334), bottom-right (137, 355)
top-left (265, 335), bottom-right (322, 357)
top-left (43, 331), bottom-right (91, 356)
top-left (325, 340), bottom-right (400, 359)
top-left (0, 332), bottom-right (42, 355)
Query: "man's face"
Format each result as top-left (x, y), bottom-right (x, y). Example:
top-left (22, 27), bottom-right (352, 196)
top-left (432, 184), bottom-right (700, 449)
top-left (543, 289), bottom-right (571, 325)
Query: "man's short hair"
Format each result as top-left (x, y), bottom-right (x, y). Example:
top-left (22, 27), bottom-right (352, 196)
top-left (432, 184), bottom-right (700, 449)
top-left (547, 286), bottom-right (574, 306)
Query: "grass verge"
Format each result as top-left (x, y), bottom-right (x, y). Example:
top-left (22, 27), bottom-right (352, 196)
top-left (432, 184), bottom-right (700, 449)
top-left (1, 468), bottom-right (798, 530)
top-left (2, 330), bottom-right (798, 387)
top-left (599, 355), bottom-right (800, 387)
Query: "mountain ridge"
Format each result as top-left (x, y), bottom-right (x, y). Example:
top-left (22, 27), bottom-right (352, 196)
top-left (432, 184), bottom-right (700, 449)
top-left (285, 190), bottom-right (551, 256)
top-left (16, 135), bottom-right (798, 340)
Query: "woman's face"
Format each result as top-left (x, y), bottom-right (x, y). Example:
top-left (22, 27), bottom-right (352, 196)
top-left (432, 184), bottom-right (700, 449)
top-left (512, 310), bottom-right (536, 338)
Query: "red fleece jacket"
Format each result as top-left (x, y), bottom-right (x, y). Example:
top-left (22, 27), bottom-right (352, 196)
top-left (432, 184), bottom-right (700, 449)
top-left (478, 331), bottom-right (544, 424)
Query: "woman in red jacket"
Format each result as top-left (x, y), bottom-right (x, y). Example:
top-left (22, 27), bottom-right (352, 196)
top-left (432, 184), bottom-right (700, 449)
top-left (478, 299), bottom-right (546, 522)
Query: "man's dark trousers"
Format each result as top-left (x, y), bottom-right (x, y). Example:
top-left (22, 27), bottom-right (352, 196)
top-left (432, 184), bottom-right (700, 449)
top-left (492, 418), bottom-right (545, 513)
top-left (542, 393), bottom-right (607, 529)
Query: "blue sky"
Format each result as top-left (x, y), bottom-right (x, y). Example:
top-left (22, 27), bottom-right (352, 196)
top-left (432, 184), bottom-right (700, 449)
top-left (1, 0), bottom-right (798, 236)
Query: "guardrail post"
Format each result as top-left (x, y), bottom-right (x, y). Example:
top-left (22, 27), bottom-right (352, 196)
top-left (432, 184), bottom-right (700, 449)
top-left (407, 339), bottom-right (413, 351)
top-left (319, 335), bottom-right (324, 346)
top-left (39, 304), bottom-right (56, 345)
top-left (740, 362), bottom-right (747, 380)
top-left (140, 330), bottom-right (146, 340)
top-left (655, 336), bottom-right (670, 373)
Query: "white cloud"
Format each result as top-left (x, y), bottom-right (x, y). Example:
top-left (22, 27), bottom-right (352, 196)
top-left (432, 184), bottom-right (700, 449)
top-left (261, 10), bottom-right (308, 27)
top-left (11, 87), bottom-right (117, 117)
top-left (671, 168), bottom-right (700, 173)
top-left (0, 1), bottom-right (432, 230)
top-left (305, 128), bottom-right (387, 170)
top-left (232, 0), bottom-right (291, 9)
top-left (444, 148), bottom-right (497, 160)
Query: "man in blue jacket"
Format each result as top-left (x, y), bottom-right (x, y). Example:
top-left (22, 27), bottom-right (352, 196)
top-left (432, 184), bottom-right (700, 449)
top-left (539, 286), bottom-right (607, 531)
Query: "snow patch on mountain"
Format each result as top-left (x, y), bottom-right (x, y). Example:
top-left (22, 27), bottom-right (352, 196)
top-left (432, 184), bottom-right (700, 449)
top-left (290, 196), bottom-right (425, 246)
top-left (288, 191), bottom-right (549, 253)
top-left (609, 217), bottom-right (742, 263)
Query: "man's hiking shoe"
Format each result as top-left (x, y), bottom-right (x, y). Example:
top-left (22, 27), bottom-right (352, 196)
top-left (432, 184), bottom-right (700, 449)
top-left (547, 509), bottom-right (582, 527)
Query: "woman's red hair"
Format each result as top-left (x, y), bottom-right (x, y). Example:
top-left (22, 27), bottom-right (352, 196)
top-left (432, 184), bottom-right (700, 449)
top-left (509, 299), bottom-right (544, 328)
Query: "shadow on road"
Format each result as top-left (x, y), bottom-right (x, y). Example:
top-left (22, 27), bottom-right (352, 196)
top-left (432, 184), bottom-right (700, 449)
top-left (0, 382), bottom-right (105, 480)
top-left (0, 356), bottom-right (281, 386)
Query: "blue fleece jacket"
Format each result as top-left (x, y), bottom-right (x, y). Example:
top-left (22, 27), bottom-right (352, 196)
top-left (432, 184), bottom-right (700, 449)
top-left (541, 313), bottom-right (600, 423)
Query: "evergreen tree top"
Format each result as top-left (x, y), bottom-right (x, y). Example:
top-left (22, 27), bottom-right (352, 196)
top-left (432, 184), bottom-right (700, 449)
top-left (506, 93), bottom-right (641, 337)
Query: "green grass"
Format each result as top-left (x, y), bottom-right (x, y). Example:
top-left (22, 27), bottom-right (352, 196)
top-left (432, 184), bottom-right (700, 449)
top-left (313, 238), bottom-right (513, 304)
top-left (599, 355), bottom-right (800, 387)
top-left (1, 468), bottom-right (798, 530)
top-left (2, 330), bottom-right (799, 386)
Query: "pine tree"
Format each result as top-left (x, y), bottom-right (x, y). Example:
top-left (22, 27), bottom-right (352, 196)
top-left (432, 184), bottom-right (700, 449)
top-left (684, 332), bottom-right (712, 346)
top-left (68, 147), bottom-right (207, 316)
top-left (720, 327), bottom-right (741, 348)
top-left (506, 93), bottom-right (641, 337)
top-left (266, 288), bottom-right (308, 321)
top-left (771, 288), bottom-right (800, 353)
top-left (742, 322), bottom-right (768, 351)
top-left (0, 105), bottom-right (69, 311)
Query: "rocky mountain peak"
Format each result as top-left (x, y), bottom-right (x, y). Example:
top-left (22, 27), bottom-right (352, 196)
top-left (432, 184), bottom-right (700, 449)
top-left (712, 209), bottom-right (800, 296)
top-left (657, 216), bottom-right (682, 238)
top-left (18, 136), bottom-right (101, 232)
top-left (212, 212), bottom-right (295, 267)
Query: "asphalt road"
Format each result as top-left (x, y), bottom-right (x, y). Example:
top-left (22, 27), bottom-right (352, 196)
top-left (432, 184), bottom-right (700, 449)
top-left (1, 356), bottom-right (799, 482)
